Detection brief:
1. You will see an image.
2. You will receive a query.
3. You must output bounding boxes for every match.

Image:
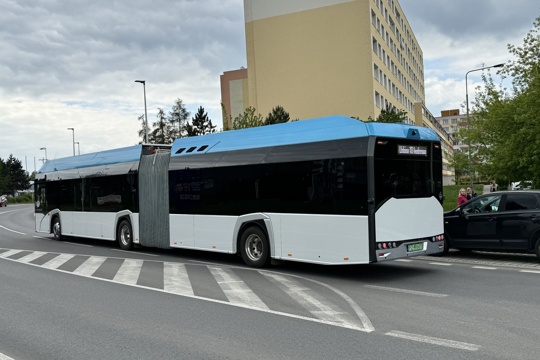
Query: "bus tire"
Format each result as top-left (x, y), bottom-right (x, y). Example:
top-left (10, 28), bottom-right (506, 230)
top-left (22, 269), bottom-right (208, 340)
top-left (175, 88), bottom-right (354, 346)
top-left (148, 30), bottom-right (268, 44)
top-left (117, 219), bottom-right (133, 250)
top-left (240, 226), bottom-right (270, 268)
top-left (52, 216), bottom-right (62, 241)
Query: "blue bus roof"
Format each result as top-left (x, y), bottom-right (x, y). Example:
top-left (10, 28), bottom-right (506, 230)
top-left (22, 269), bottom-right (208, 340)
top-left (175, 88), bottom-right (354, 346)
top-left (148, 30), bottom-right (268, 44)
top-left (171, 115), bottom-right (439, 157)
top-left (38, 145), bottom-right (143, 173)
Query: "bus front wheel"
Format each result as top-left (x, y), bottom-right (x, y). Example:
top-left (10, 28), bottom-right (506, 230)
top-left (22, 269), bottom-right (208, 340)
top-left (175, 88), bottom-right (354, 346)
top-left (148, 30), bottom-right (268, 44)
top-left (52, 216), bottom-right (62, 241)
top-left (240, 226), bottom-right (270, 268)
top-left (117, 219), bottom-right (133, 250)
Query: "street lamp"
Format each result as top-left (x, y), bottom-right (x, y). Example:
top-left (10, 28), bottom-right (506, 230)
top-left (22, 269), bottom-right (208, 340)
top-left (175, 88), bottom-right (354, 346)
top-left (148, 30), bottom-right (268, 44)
top-left (465, 63), bottom-right (504, 188)
top-left (135, 80), bottom-right (149, 143)
top-left (40, 147), bottom-right (47, 161)
top-left (67, 128), bottom-right (75, 156)
top-left (75, 141), bottom-right (80, 155)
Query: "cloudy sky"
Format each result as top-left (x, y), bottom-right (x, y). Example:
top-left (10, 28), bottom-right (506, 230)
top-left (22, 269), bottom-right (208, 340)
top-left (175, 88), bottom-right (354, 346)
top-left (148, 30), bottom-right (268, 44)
top-left (1, 0), bottom-right (539, 172)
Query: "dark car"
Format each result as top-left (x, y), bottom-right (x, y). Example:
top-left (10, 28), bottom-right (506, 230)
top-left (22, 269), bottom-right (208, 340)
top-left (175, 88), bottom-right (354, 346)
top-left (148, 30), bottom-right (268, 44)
top-left (443, 190), bottom-right (540, 260)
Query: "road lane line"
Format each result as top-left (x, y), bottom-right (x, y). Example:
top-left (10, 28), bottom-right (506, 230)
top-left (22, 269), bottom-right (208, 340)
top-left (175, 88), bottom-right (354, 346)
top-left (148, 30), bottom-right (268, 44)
top-left (385, 330), bottom-right (480, 351)
top-left (109, 248), bottom-right (159, 257)
top-left (428, 262), bottom-right (452, 266)
top-left (364, 285), bottom-right (448, 298)
top-left (0, 225), bottom-right (25, 235)
top-left (209, 267), bottom-right (269, 311)
top-left (0, 351), bottom-right (15, 360)
top-left (64, 241), bottom-right (93, 247)
top-left (263, 272), bottom-right (364, 330)
top-left (520, 270), bottom-right (540, 274)
top-left (472, 266), bottom-right (497, 270)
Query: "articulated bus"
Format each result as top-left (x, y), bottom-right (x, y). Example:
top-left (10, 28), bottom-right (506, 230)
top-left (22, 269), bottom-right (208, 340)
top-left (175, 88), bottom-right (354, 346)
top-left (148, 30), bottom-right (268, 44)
top-left (35, 115), bottom-right (445, 267)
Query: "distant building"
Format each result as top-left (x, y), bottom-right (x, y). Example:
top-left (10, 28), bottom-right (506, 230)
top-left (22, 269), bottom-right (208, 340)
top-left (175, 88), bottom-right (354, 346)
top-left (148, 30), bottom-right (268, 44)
top-left (435, 109), bottom-right (469, 153)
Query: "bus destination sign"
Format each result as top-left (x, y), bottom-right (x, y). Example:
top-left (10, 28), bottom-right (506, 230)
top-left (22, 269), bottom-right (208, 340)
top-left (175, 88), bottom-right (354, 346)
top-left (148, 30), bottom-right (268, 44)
top-left (398, 145), bottom-right (427, 156)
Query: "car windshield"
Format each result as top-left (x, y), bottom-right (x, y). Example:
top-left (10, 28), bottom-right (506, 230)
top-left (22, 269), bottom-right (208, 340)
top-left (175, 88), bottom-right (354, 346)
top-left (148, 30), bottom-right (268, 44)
top-left (461, 195), bottom-right (501, 214)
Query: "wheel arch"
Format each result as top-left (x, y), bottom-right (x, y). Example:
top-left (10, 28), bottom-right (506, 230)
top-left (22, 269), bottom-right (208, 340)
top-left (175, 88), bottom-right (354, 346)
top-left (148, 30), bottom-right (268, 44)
top-left (233, 214), bottom-right (273, 258)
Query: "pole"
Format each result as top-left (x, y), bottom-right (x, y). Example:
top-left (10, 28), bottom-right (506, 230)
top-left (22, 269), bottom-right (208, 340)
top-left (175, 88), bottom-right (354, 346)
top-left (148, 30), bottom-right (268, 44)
top-left (135, 80), bottom-right (148, 143)
top-left (67, 128), bottom-right (75, 156)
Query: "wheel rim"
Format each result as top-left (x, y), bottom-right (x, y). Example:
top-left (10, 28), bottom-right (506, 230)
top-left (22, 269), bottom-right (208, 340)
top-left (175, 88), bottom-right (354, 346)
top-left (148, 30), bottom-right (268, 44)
top-left (120, 225), bottom-right (131, 246)
top-left (245, 234), bottom-right (263, 262)
top-left (53, 220), bottom-right (60, 238)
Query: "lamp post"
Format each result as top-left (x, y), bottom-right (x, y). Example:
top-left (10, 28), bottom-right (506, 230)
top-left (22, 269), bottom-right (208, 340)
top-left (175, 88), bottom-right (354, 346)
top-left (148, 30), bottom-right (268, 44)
top-left (465, 63), bottom-right (504, 188)
top-left (75, 141), bottom-right (80, 155)
top-left (67, 128), bottom-right (75, 156)
top-left (40, 147), bottom-right (47, 161)
top-left (135, 80), bottom-right (149, 143)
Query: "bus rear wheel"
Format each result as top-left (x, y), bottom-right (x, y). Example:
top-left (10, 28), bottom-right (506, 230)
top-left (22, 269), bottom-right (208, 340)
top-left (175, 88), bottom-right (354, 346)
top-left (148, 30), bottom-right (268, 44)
top-left (52, 216), bottom-right (62, 241)
top-left (240, 226), bottom-right (270, 268)
top-left (117, 219), bottom-right (133, 250)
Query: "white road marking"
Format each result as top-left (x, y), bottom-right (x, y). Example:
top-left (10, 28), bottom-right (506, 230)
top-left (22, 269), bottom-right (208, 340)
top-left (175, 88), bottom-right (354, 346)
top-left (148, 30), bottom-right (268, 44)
top-left (263, 272), bottom-right (365, 331)
top-left (520, 270), bottom-right (540, 274)
top-left (0, 351), bottom-right (15, 360)
top-left (364, 285), bottom-right (448, 298)
top-left (109, 248), bottom-right (159, 257)
top-left (209, 266), bottom-right (269, 311)
top-left (429, 262), bottom-right (452, 266)
top-left (385, 330), bottom-right (480, 351)
top-left (72, 256), bottom-right (108, 276)
top-left (41, 254), bottom-right (77, 269)
top-left (472, 266), bottom-right (497, 270)
top-left (394, 259), bottom-right (412, 262)
top-left (0, 225), bottom-right (25, 235)
top-left (0, 249), bottom-right (24, 258)
top-left (163, 263), bottom-right (194, 296)
top-left (17, 251), bottom-right (48, 263)
top-left (113, 259), bottom-right (144, 285)
top-left (63, 241), bottom-right (93, 247)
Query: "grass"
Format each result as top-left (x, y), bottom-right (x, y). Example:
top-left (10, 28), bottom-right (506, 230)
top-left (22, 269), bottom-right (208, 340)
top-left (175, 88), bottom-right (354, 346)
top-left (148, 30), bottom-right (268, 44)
top-left (442, 184), bottom-right (484, 212)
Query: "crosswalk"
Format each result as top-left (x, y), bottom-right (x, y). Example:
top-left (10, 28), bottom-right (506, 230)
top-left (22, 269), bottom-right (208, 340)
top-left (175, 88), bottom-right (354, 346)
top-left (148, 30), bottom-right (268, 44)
top-left (0, 248), bottom-right (373, 332)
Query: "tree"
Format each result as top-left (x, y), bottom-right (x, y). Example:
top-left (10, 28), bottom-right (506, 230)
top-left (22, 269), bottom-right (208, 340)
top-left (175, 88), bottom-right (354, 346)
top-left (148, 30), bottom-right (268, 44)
top-left (230, 106), bottom-right (264, 130)
top-left (168, 98), bottom-right (190, 139)
top-left (137, 114), bottom-right (150, 144)
top-left (264, 105), bottom-right (290, 125)
top-left (368, 105), bottom-right (408, 123)
top-left (0, 155), bottom-right (30, 196)
top-left (186, 106), bottom-right (216, 137)
top-left (465, 16), bottom-right (540, 186)
top-left (149, 108), bottom-right (173, 144)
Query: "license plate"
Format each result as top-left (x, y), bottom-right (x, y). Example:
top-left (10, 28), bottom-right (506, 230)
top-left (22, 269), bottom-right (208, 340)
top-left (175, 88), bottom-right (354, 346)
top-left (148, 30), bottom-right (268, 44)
top-left (407, 242), bottom-right (424, 252)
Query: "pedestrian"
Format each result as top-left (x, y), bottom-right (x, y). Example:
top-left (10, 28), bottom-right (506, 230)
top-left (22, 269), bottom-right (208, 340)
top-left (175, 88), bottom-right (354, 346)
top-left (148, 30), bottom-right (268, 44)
top-left (466, 187), bottom-right (477, 200)
top-left (458, 188), bottom-right (468, 206)
top-left (490, 180), bottom-right (498, 192)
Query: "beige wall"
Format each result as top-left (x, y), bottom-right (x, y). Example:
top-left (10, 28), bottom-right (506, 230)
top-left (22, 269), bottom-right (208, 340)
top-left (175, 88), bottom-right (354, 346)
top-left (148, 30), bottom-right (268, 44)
top-left (220, 69), bottom-right (248, 129)
top-left (245, 1), bottom-right (375, 121)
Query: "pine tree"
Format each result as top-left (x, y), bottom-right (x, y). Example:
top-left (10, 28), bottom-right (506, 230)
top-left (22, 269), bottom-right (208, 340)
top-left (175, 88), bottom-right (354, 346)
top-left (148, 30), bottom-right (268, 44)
top-left (186, 106), bottom-right (216, 137)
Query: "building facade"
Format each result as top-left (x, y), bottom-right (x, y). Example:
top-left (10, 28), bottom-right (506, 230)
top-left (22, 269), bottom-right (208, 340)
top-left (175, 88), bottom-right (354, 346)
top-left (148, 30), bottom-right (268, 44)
top-left (220, 0), bottom-right (454, 182)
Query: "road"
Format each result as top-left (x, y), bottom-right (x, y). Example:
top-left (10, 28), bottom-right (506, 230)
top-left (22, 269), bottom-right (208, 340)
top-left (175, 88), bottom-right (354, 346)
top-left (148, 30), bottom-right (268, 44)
top-left (1, 205), bottom-right (539, 360)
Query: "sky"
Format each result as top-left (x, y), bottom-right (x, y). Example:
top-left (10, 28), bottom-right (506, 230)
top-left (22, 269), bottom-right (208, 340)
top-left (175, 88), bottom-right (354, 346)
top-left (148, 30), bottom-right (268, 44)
top-left (1, 0), bottom-right (539, 173)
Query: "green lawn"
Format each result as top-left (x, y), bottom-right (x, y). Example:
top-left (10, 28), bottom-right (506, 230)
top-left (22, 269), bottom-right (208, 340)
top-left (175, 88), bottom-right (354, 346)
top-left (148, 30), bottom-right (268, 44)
top-left (442, 184), bottom-right (484, 212)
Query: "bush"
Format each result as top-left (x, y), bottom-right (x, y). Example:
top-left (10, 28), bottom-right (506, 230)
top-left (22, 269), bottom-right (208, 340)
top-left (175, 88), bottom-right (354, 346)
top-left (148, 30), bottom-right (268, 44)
top-left (7, 193), bottom-right (34, 204)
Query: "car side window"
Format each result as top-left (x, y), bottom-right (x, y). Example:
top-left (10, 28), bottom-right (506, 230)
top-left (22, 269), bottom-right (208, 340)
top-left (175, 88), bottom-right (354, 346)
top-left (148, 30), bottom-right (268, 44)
top-left (504, 194), bottom-right (538, 211)
top-left (462, 195), bottom-right (501, 214)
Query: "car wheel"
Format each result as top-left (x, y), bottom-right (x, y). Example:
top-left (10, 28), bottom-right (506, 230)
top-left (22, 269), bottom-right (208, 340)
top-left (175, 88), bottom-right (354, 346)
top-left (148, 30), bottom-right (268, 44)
top-left (240, 226), bottom-right (270, 268)
top-left (52, 216), bottom-right (62, 241)
top-left (535, 239), bottom-right (540, 260)
top-left (117, 219), bottom-right (133, 250)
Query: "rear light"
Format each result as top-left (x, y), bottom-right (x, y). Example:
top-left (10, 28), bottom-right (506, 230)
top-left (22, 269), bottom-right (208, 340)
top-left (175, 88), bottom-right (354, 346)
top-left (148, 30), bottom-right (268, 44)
top-left (377, 242), bottom-right (397, 249)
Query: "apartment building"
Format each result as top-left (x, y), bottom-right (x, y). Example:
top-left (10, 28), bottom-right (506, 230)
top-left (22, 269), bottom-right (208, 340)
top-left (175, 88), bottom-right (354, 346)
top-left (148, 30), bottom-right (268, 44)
top-left (220, 0), bottom-right (454, 183)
